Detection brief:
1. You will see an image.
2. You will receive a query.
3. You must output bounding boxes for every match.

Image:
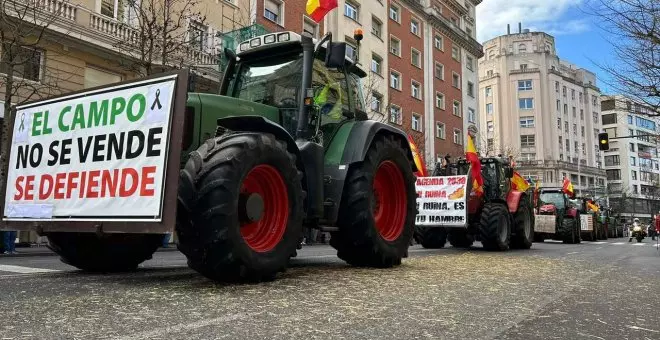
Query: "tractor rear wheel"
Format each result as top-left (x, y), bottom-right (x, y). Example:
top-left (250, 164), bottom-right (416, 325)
top-left (417, 227), bottom-right (447, 249)
top-left (561, 217), bottom-right (579, 244)
top-left (448, 229), bottom-right (474, 248)
top-left (330, 135), bottom-right (416, 267)
top-left (511, 200), bottom-right (534, 249)
top-left (479, 203), bottom-right (512, 251)
top-left (176, 133), bottom-right (304, 282)
top-left (46, 232), bottom-right (163, 272)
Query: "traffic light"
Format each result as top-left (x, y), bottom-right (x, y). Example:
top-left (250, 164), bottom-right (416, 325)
top-left (598, 132), bottom-right (609, 151)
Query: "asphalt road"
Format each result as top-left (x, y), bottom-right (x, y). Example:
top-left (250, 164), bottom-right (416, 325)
top-left (1, 238), bottom-right (659, 340)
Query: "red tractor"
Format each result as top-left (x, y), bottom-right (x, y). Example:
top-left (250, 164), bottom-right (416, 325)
top-left (414, 156), bottom-right (534, 251)
top-left (533, 187), bottom-right (581, 244)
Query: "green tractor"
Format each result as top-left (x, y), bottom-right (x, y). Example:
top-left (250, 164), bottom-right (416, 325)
top-left (174, 30), bottom-right (420, 281)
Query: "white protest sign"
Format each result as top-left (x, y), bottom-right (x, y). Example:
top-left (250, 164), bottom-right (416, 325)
top-left (3, 75), bottom-right (178, 221)
top-left (415, 175), bottom-right (468, 227)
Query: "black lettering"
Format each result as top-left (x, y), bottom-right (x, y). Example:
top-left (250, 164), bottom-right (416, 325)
top-left (47, 141), bottom-right (60, 166)
top-left (146, 127), bottom-right (162, 157)
top-left (60, 139), bottom-right (72, 165)
top-left (454, 202), bottom-right (465, 210)
top-left (77, 136), bottom-right (93, 162)
top-left (92, 134), bottom-right (107, 162)
top-left (29, 144), bottom-right (43, 168)
top-left (107, 132), bottom-right (124, 161)
top-left (126, 130), bottom-right (145, 159)
top-left (16, 145), bottom-right (29, 169)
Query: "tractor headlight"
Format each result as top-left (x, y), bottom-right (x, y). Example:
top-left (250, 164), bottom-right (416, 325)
top-left (250, 38), bottom-right (261, 47)
top-left (278, 33), bottom-right (290, 42)
top-left (239, 42), bottom-right (250, 52)
top-left (264, 34), bottom-right (276, 44)
top-left (633, 226), bottom-right (642, 232)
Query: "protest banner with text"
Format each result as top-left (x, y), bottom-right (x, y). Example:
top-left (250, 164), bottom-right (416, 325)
top-left (415, 175), bottom-right (469, 227)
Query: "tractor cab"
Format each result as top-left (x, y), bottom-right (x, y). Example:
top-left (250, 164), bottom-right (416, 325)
top-left (446, 156), bottom-right (514, 201)
top-left (537, 188), bottom-right (569, 215)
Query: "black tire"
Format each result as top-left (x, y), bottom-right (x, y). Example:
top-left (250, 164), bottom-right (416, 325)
top-left (448, 228), bottom-right (474, 248)
top-left (561, 217), bottom-right (578, 244)
top-left (534, 232), bottom-right (545, 242)
top-left (46, 232), bottom-right (163, 272)
top-left (511, 200), bottom-right (534, 249)
top-left (417, 227), bottom-right (447, 249)
top-left (176, 133), bottom-right (304, 282)
top-left (330, 135), bottom-right (416, 267)
top-left (479, 203), bottom-right (512, 251)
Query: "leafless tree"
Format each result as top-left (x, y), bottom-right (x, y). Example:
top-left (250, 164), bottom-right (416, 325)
top-left (476, 131), bottom-right (520, 159)
top-left (583, 0), bottom-right (660, 114)
top-left (114, 0), bottom-right (211, 77)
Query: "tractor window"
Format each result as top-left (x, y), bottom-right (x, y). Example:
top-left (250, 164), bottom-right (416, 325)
top-left (312, 59), bottom-right (351, 146)
top-left (539, 192), bottom-right (566, 209)
top-left (349, 74), bottom-right (366, 113)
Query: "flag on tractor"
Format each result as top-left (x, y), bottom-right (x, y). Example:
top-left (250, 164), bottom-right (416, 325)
top-left (306, 0), bottom-right (338, 22)
top-left (587, 200), bottom-right (599, 212)
top-left (466, 136), bottom-right (484, 195)
top-left (511, 171), bottom-right (530, 192)
top-left (407, 134), bottom-right (427, 177)
top-left (562, 176), bottom-right (574, 196)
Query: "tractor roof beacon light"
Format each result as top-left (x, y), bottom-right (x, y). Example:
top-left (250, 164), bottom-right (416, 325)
top-left (598, 132), bottom-right (609, 151)
top-left (353, 28), bottom-right (363, 65)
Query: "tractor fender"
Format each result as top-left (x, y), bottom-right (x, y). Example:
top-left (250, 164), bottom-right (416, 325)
top-left (506, 191), bottom-right (524, 213)
top-left (216, 116), bottom-right (298, 155)
top-left (339, 120), bottom-right (417, 170)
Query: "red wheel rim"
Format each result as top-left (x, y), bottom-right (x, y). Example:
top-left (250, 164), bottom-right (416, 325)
top-left (240, 165), bottom-right (289, 253)
top-left (372, 160), bottom-right (407, 241)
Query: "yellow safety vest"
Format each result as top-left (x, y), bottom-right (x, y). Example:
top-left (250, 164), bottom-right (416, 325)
top-left (313, 83), bottom-right (343, 119)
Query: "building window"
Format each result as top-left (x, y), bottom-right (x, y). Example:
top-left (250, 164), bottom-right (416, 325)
top-left (606, 169), bottom-right (621, 180)
top-left (555, 81), bottom-right (559, 92)
top-left (562, 86), bottom-right (567, 97)
top-left (434, 62), bottom-right (444, 80)
top-left (520, 116), bottom-right (534, 128)
top-left (485, 86), bottom-right (492, 97)
top-left (390, 105), bottom-right (402, 125)
top-left (345, 42), bottom-right (357, 61)
top-left (572, 107), bottom-right (576, 118)
top-left (520, 153), bottom-right (536, 161)
top-left (557, 118), bottom-right (561, 129)
top-left (486, 103), bottom-right (493, 115)
top-left (436, 122), bottom-right (446, 139)
top-left (520, 135), bottom-right (536, 148)
top-left (390, 36), bottom-right (401, 56)
top-left (371, 92), bottom-right (383, 113)
top-left (519, 98), bottom-right (534, 109)
top-left (563, 104), bottom-right (568, 115)
top-left (389, 5), bottom-right (399, 22)
top-left (188, 20), bottom-right (208, 52)
top-left (487, 121), bottom-right (494, 132)
top-left (453, 100), bottom-right (461, 117)
top-left (466, 56), bottom-right (474, 71)
top-left (452, 72), bottom-right (460, 88)
top-left (371, 17), bottom-right (383, 38)
top-left (344, 1), bottom-right (359, 21)
top-left (1, 46), bottom-right (43, 82)
top-left (435, 92), bottom-right (445, 109)
top-left (467, 82), bottom-right (474, 97)
top-left (412, 113), bottom-right (422, 132)
top-left (564, 121), bottom-right (569, 133)
top-left (411, 48), bottom-right (421, 68)
top-left (410, 18), bottom-right (420, 35)
top-left (263, 0), bottom-right (282, 25)
top-left (580, 109), bottom-right (584, 120)
top-left (566, 139), bottom-right (570, 151)
top-left (411, 80), bottom-right (421, 99)
top-left (468, 107), bottom-right (476, 123)
top-left (631, 170), bottom-right (637, 180)
top-left (593, 112), bottom-right (598, 123)
top-left (453, 129), bottom-right (463, 145)
top-left (631, 156), bottom-right (636, 166)
top-left (371, 54), bottom-right (382, 75)
top-left (556, 100), bottom-right (560, 111)
top-left (579, 92), bottom-right (583, 103)
top-left (518, 80), bottom-right (532, 91)
top-left (452, 45), bottom-right (460, 61)
top-left (571, 89), bottom-right (575, 99)
top-left (434, 34), bottom-right (443, 50)
top-left (520, 63), bottom-right (528, 70)
top-left (581, 126), bottom-right (585, 137)
top-left (390, 70), bottom-right (401, 90)
top-left (303, 17), bottom-right (319, 38)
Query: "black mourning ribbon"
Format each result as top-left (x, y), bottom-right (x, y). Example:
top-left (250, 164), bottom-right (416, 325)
top-left (151, 89), bottom-right (162, 110)
top-left (18, 113), bottom-right (25, 132)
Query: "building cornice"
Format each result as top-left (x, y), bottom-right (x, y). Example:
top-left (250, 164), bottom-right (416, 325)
top-left (443, 0), bottom-right (468, 16)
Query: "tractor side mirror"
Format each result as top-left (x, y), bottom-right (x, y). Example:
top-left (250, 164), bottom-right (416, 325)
top-left (325, 42), bottom-right (347, 68)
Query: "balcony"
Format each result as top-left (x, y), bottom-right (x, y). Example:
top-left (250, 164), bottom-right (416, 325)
top-left (515, 159), bottom-right (606, 176)
top-left (510, 68), bottom-right (540, 75)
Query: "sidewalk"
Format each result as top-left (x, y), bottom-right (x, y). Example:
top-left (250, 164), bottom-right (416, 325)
top-left (1, 244), bottom-right (180, 258)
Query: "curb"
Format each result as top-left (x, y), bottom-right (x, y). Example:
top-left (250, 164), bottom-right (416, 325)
top-left (1, 246), bottom-right (181, 258)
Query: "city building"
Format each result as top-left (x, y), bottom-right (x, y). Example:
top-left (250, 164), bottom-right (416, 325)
top-left (600, 95), bottom-right (660, 222)
top-left (478, 25), bottom-right (606, 193)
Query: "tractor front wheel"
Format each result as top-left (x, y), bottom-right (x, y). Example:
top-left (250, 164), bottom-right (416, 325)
top-left (176, 133), bottom-right (304, 282)
top-left (46, 232), bottom-right (163, 272)
top-left (330, 135), bottom-right (416, 267)
top-left (417, 227), bottom-right (447, 249)
top-left (511, 200), bottom-right (534, 249)
top-left (448, 228), bottom-right (474, 248)
top-left (561, 218), bottom-right (579, 244)
top-left (479, 203), bottom-right (512, 251)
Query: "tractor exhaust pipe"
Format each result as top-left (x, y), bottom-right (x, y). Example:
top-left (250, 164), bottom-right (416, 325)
top-left (296, 33), bottom-right (315, 140)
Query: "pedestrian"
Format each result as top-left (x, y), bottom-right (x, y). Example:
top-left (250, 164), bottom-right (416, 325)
top-left (3, 229), bottom-right (18, 254)
top-left (162, 233), bottom-right (171, 248)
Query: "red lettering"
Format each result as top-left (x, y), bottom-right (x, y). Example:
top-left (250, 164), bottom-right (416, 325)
top-left (140, 166), bottom-right (156, 196)
top-left (39, 175), bottom-right (54, 200)
top-left (79, 171), bottom-right (87, 199)
top-left (66, 172), bottom-right (79, 199)
top-left (13, 176), bottom-right (24, 200)
top-left (101, 169), bottom-right (119, 198)
top-left (86, 170), bottom-right (100, 198)
top-left (119, 168), bottom-right (139, 197)
top-left (54, 173), bottom-right (66, 199)
top-left (25, 175), bottom-right (35, 200)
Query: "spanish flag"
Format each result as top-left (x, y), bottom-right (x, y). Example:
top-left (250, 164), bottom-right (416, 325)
top-left (587, 201), bottom-right (599, 212)
top-left (562, 176), bottom-right (574, 196)
top-left (407, 134), bottom-right (427, 177)
top-left (511, 171), bottom-right (530, 192)
top-left (306, 0), bottom-right (338, 23)
top-left (466, 136), bottom-right (483, 195)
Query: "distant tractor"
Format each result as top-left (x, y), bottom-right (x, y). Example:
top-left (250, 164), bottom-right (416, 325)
top-left (415, 156), bottom-right (535, 251)
top-left (571, 198), bottom-right (607, 241)
top-left (533, 188), bottom-right (581, 244)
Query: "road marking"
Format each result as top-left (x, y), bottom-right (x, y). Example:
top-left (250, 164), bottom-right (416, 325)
top-left (632, 243), bottom-right (646, 246)
top-left (626, 325), bottom-right (659, 333)
top-left (566, 252), bottom-right (581, 255)
top-left (588, 241), bottom-right (607, 244)
top-left (0, 264), bottom-right (61, 274)
top-left (612, 242), bottom-right (626, 245)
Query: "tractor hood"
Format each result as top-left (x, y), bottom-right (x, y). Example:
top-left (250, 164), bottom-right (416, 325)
top-left (187, 93), bottom-right (281, 125)
top-left (539, 204), bottom-right (556, 214)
